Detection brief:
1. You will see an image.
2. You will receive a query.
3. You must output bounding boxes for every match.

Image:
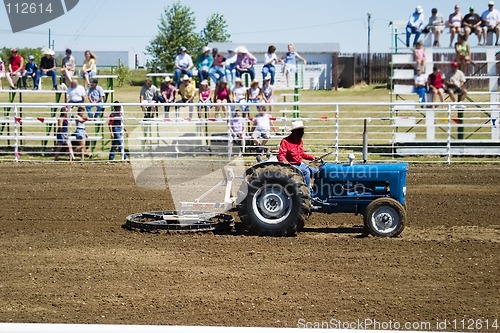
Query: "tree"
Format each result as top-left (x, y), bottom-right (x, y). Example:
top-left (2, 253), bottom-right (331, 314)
top-left (146, 2), bottom-right (201, 72)
top-left (200, 13), bottom-right (231, 45)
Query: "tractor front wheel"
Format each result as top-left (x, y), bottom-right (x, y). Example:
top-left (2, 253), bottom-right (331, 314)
top-left (364, 198), bottom-right (406, 237)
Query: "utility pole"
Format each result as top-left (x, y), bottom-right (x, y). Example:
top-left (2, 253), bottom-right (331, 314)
top-left (367, 13), bottom-right (372, 85)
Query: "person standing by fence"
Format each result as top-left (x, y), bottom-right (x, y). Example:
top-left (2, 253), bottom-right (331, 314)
top-left (108, 102), bottom-right (127, 161)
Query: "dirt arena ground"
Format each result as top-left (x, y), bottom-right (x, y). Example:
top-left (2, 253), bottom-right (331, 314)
top-left (0, 162), bottom-right (498, 330)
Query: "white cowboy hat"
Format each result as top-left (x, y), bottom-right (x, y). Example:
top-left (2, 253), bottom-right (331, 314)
top-left (290, 120), bottom-right (305, 131)
top-left (203, 46), bottom-right (210, 53)
top-left (43, 48), bottom-right (55, 56)
top-left (236, 46), bottom-right (248, 54)
top-left (200, 80), bottom-right (208, 85)
top-left (164, 76), bottom-right (172, 82)
top-left (182, 74), bottom-right (190, 81)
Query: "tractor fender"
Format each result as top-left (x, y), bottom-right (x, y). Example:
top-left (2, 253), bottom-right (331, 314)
top-left (244, 161), bottom-right (303, 178)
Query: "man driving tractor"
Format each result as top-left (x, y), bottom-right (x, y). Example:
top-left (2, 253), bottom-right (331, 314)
top-left (277, 120), bottom-right (317, 189)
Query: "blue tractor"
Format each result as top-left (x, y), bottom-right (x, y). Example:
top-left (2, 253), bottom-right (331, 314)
top-left (237, 153), bottom-right (408, 237)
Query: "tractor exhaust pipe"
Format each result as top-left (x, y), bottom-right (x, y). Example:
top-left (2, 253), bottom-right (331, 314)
top-left (363, 118), bottom-right (368, 163)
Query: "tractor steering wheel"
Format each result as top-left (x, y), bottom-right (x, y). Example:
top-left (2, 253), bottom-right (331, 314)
top-left (313, 151), bottom-right (333, 163)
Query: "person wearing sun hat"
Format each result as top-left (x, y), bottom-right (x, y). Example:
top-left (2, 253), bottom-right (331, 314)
top-left (277, 120), bottom-right (317, 189)
top-left (481, 0), bottom-right (500, 46)
top-left (176, 74), bottom-right (196, 119)
top-left (235, 45), bottom-right (257, 81)
top-left (158, 76), bottom-right (176, 118)
top-left (406, 5), bottom-right (425, 47)
top-left (174, 46), bottom-right (193, 88)
top-left (34, 48), bottom-right (57, 90)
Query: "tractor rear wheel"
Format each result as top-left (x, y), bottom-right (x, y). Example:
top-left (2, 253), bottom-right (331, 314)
top-left (238, 165), bottom-right (311, 236)
top-left (364, 197), bottom-right (406, 237)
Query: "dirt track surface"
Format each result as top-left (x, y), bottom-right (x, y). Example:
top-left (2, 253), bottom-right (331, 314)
top-left (0, 162), bottom-right (499, 329)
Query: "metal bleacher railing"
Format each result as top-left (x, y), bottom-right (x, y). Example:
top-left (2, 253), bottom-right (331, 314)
top-left (0, 101), bottom-right (499, 164)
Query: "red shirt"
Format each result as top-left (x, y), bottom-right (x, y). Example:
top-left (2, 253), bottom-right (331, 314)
top-left (9, 55), bottom-right (22, 72)
top-left (278, 135), bottom-right (314, 165)
top-left (428, 72), bottom-right (444, 89)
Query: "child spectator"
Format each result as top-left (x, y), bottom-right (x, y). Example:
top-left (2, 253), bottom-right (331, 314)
top-left (197, 80), bottom-right (211, 119)
top-left (22, 55), bottom-right (37, 89)
top-left (413, 67), bottom-right (427, 103)
top-left (81, 50), bottom-right (97, 88)
top-left (73, 106), bottom-right (88, 160)
top-left (414, 41), bottom-right (426, 71)
top-left (225, 49), bottom-right (237, 85)
top-left (197, 46), bottom-right (213, 84)
top-left (455, 34), bottom-right (475, 69)
top-left (213, 78), bottom-right (231, 119)
top-left (427, 66), bottom-right (445, 105)
top-left (61, 48), bottom-right (76, 86)
top-left (281, 43), bottom-right (307, 87)
top-left (261, 76), bottom-right (274, 113)
top-left (232, 77), bottom-right (248, 116)
top-left (6, 48), bottom-right (24, 90)
top-left (230, 109), bottom-right (246, 155)
top-left (54, 107), bottom-right (75, 161)
top-left (86, 79), bottom-right (104, 119)
top-left (158, 76), bottom-right (176, 119)
top-left (251, 108), bottom-right (277, 160)
top-left (247, 79), bottom-right (262, 111)
top-left (108, 102), bottom-right (128, 161)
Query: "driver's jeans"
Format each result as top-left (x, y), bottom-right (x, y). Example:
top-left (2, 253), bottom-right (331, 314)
top-left (292, 162), bottom-right (317, 191)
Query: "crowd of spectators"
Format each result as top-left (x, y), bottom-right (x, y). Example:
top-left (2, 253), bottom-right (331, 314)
top-left (406, 1), bottom-right (500, 47)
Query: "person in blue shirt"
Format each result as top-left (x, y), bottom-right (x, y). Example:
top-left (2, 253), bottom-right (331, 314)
top-left (197, 46), bottom-right (213, 85)
top-left (22, 55), bottom-right (38, 89)
top-left (406, 5), bottom-right (426, 47)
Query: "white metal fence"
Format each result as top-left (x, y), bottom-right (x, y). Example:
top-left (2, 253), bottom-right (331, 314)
top-left (0, 101), bottom-right (499, 164)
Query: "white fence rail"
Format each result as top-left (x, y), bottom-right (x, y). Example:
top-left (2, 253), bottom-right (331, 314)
top-left (0, 101), bottom-right (499, 163)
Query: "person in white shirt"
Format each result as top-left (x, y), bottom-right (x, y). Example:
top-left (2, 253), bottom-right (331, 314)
top-left (66, 79), bottom-right (86, 104)
top-left (174, 46), bottom-right (194, 87)
top-left (262, 45), bottom-right (280, 85)
top-left (225, 49), bottom-right (237, 86)
top-left (413, 68), bottom-right (427, 102)
top-left (481, 0), bottom-right (500, 45)
top-left (448, 4), bottom-right (464, 47)
top-left (427, 8), bottom-right (446, 47)
top-left (406, 5), bottom-right (425, 47)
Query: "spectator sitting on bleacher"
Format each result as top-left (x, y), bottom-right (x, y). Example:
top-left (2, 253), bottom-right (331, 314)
top-left (444, 61), bottom-right (468, 103)
top-left (247, 79), bottom-right (262, 111)
top-left (81, 50), bottom-right (97, 89)
top-left (197, 46), bottom-right (213, 85)
top-left (413, 41), bottom-right (426, 72)
top-left (262, 76), bottom-right (274, 113)
top-left (209, 48), bottom-right (226, 85)
top-left (34, 49), bottom-right (57, 90)
top-left (174, 46), bottom-right (194, 88)
top-left (413, 67), bottom-right (427, 103)
top-left (197, 80), bottom-right (211, 119)
top-left (235, 46), bottom-right (257, 81)
top-left (427, 66), bottom-right (445, 105)
top-left (86, 79), bottom-right (104, 119)
top-left (61, 48), bottom-right (76, 86)
top-left (225, 49), bottom-right (237, 86)
top-left (262, 45), bottom-right (279, 85)
top-left (481, 1), bottom-right (500, 46)
top-left (66, 79), bottom-right (86, 104)
top-left (426, 8), bottom-right (446, 47)
top-left (455, 35), bottom-right (475, 69)
top-left (139, 79), bottom-right (159, 118)
top-left (406, 5), bottom-right (425, 47)
top-left (176, 75), bottom-right (196, 119)
top-left (22, 55), bottom-right (37, 89)
top-left (158, 76), bottom-right (176, 119)
top-left (448, 4), bottom-right (464, 47)
top-left (6, 48), bottom-right (24, 90)
top-left (213, 78), bottom-right (231, 119)
top-left (463, 6), bottom-right (484, 45)
top-left (232, 77), bottom-right (248, 116)
top-left (0, 58), bottom-right (5, 90)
